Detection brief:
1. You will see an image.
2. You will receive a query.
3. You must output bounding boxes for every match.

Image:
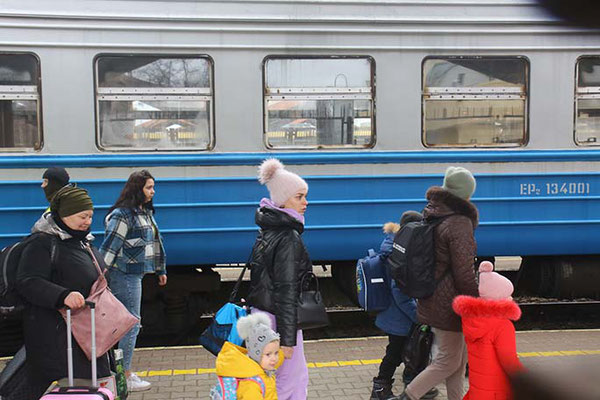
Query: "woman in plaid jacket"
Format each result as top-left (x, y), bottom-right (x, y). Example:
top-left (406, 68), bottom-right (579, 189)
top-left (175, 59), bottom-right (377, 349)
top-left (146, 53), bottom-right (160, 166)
top-left (100, 169), bottom-right (167, 392)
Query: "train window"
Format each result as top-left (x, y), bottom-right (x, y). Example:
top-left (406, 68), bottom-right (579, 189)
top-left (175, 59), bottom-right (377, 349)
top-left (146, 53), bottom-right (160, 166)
top-left (422, 57), bottom-right (528, 147)
top-left (575, 56), bottom-right (600, 146)
top-left (95, 55), bottom-right (213, 151)
top-left (263, 57), bottom-right (374, 149)
top-left (0, 53), bottom-right (41, 151)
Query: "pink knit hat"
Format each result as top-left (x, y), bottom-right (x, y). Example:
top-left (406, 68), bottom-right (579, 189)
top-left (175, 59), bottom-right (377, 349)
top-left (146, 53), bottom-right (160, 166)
top-left (478, 261), bottom-right (514, 300)
top-left (258, 158), bottom-right (308, 206)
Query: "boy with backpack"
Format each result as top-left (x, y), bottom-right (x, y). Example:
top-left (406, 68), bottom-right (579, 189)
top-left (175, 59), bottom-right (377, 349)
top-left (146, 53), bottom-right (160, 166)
top-left (371, 211), bottom-right (438, 400)
top-left (212, 313), bottom-right (284, 400)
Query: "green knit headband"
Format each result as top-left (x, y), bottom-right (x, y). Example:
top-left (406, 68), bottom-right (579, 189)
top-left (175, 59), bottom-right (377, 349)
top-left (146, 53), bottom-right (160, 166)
top-left (51, 186), bottom-right (94, 218)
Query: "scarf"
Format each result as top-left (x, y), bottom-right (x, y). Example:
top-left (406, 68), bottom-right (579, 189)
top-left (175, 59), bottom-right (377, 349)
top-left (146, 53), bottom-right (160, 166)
top-left (259, 198), bottom-right (305, 225)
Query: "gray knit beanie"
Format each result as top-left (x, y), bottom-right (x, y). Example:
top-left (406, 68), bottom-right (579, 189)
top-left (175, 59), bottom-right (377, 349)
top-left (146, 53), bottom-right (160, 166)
top-left (442, 166), bottom-right (476, 200)
top-left (236, 313), bottom-right (280, 363)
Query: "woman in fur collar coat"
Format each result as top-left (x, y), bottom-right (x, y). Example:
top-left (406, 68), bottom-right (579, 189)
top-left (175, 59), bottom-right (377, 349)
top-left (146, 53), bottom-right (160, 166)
top-left (453, 261), bottom-right (524, 400)
top-left (402, 166), bottom-right (479, 400)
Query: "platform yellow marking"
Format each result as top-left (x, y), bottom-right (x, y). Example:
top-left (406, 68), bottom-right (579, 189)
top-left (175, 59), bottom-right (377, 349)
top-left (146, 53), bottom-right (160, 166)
top-left (173, 369), bottom-right (197, 375)
top-left (538, 351), bottom-right (563, 357)
top-left (517, 352), bottom-right (540, 357)
top-left (583, 350), bottom-right (600, 355)
top-left (315, 361), bottom-right (338, 367)
top-left (148, 369), bottom-right (172, 376)
top-left (5, 347), bottom-right (599, 378)
top-left (560, 350), bottom-right (585, 356)
top-left (360, 359), bottom-right (382, 365)
top-left (338, 360), bottom-right (361, 366)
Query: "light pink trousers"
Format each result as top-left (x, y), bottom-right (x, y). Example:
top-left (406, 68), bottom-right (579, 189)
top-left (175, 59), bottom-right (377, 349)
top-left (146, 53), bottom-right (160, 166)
top-left (252, 309), bottom-right (309, 400)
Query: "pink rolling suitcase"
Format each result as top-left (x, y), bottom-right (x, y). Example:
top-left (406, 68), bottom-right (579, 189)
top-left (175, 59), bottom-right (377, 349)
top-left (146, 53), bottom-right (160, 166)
top-left (41, 302), bottom-right (115, 400)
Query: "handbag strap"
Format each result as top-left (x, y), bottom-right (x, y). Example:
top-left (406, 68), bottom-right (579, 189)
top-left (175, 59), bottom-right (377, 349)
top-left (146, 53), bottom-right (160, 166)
top-left (84, 244), bottom-right (106, 279)
top-left (299, 272), bottom-right (319, 296)
top-left (229, 264), bottom-right (247, 303)
top-left (228, 249), bottom-right (255, 303)
top-left (229, 238), bottom-right (266, 303)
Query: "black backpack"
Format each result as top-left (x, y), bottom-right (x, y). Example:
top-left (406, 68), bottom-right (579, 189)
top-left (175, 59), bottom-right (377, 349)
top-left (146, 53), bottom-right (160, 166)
top-left (387, 214), bottom-right (453, 299)
top-left (0, 233), bottom-right (57, 320)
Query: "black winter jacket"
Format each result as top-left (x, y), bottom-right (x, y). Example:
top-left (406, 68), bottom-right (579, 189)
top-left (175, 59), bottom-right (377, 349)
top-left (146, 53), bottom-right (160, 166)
top-left (247, 207), bottom-right (313, 347)
top-left (17, 214), bottom-right (111, 383)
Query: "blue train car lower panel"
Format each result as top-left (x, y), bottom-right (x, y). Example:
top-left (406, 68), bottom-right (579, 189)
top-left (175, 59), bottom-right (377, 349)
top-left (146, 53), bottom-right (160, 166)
top-left (0, 171), bottom-right (598, 264)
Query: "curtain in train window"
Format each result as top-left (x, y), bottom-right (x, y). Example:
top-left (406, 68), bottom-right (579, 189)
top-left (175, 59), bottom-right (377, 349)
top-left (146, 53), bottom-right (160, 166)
top-left (422, 57), bottom-right (528, 147)
top-left (0, 54), bottom-right (41, 150)
top-left (96, 56), bottom-right (213, 150)
top-left (264, 57), bottom-right (374, 149)
top-left (575, 57), bottom-right (600, 145)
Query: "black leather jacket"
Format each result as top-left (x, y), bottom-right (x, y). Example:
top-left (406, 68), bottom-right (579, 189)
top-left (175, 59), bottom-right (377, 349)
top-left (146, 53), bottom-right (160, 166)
top-left (247, 207), bottom-right (313, 347)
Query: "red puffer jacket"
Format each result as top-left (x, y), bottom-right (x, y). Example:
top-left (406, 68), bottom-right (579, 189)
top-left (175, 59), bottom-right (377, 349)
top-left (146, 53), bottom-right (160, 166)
top-left (452, 296), bottom-right (524, 400)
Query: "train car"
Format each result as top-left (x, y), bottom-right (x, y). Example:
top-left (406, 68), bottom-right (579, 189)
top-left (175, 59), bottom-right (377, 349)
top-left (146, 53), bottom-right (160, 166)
top-left (1, 0), bottom-right (600, 349)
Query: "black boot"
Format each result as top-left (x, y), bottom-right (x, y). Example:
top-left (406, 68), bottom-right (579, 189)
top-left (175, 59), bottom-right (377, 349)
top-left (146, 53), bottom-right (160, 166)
top-left (371, 377), bottom-right (396, 400)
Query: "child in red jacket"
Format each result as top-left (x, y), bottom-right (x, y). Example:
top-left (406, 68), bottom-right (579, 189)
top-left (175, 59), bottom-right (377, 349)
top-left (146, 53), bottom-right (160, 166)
top-left (452, 261), bottom-right (524, 400)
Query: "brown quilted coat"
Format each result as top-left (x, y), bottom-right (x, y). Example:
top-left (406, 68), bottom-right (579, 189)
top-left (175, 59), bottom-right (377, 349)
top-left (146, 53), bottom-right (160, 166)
top-left (417, 186), bottom-right (479, 332)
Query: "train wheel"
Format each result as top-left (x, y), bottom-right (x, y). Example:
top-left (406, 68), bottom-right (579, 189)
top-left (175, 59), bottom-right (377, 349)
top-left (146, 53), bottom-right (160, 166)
top-left (554, 256), bottom-right (600, 299)
top-left (516, 256), bottom-right (559, 297)
top-left (516, 256), bottom-right (600, 299)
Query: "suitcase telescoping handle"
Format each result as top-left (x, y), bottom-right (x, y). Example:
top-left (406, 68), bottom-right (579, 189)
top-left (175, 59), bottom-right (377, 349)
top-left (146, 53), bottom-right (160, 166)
top-left (66, 300), bottom-right (97, 388)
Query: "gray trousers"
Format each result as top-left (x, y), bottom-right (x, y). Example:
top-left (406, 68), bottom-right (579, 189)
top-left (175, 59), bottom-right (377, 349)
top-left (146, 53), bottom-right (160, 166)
top-left (405, 328), bottom-right (468, 400)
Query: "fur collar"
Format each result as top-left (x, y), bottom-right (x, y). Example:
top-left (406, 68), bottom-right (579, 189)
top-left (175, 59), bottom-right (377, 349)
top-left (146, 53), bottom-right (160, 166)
top-left (453, 295), bottom-right (521, 321)
top-left (383, 222), bottom-right (400, 234)
top-left (425, 186), bottom-right (479, 227)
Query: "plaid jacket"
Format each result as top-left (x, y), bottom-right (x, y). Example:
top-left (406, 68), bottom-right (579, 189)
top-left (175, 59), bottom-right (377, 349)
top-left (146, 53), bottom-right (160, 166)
top-left (100, 207), bottom-right (166, 275)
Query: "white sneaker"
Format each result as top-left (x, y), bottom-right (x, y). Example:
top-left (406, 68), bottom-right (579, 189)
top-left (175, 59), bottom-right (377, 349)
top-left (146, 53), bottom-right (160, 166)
top-left (127, 373), bottom-right (152, 392)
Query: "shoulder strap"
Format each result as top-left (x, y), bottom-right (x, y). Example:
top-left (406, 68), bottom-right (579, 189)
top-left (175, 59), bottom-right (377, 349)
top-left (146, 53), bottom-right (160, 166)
top-left (238, 376), bottom-right (266, 398)
top-left (49, 236), bottom-right (58, 266)
top-left (229, 238), bottom-right (266, 303)
top-left (229, 250), bottom-right (254, 303)
top-left (21, 232), bottom-right (59, 266)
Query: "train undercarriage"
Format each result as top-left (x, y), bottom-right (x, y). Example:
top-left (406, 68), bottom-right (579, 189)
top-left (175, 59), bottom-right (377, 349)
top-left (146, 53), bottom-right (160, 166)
top-left (1, 256), bottom-right (599, 356)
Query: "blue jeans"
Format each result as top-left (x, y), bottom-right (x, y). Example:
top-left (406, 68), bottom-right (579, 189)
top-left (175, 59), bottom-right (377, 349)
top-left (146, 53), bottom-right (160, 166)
top-left (107, 269), bottom-right (144, 372)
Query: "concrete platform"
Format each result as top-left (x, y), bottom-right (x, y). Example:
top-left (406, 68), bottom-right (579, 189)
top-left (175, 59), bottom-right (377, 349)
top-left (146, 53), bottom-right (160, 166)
top-left (124, 329), bottom-right (600, 399)
top-left (2, 329), bottom-right (598, 399)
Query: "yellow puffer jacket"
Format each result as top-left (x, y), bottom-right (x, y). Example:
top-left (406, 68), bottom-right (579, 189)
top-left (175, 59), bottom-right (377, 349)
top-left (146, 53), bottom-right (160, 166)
top-left (215, 342), bottom-right (284, 400)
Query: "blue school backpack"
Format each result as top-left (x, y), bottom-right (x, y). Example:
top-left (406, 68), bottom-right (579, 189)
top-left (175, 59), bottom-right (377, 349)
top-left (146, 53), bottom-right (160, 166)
top-left (356, 249), bottom-right (391, 312)
top-left (209, 376), bottom-right (266, 400)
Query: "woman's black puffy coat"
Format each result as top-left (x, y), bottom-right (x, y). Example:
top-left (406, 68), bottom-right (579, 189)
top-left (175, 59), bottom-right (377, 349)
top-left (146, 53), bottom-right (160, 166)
top-left (17, 214), bottom-right (111, 383)
top-left (247, 207), bottom-right (313, 347)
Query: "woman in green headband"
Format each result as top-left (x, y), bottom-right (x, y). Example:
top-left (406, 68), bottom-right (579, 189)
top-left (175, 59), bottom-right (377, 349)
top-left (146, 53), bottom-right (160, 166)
top-left (16, 186), bottom-right (111, 398)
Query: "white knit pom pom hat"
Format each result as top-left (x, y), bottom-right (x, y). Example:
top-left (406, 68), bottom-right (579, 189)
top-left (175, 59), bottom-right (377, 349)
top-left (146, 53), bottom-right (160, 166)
top-left (258, 158), bottom-right (308, 206)
top-left (236, 313), bottom-right (280, 363)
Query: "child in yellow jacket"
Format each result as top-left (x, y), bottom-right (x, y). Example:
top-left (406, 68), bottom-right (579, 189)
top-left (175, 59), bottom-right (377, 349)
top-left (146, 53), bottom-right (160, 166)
top-left (213, 313), bottom-right (284, 400)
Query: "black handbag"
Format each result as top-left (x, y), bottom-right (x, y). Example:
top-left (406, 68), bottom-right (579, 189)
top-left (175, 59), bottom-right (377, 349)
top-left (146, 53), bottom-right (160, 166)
top-left (296, 272), bottom-right (329, 330)
top-left (402, 323), bottom-right (434, 373)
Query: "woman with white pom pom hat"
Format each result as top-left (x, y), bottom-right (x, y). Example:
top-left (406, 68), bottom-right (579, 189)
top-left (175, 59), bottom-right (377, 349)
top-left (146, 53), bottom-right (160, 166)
top-left (246, 158), bottom-right (312, 400)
